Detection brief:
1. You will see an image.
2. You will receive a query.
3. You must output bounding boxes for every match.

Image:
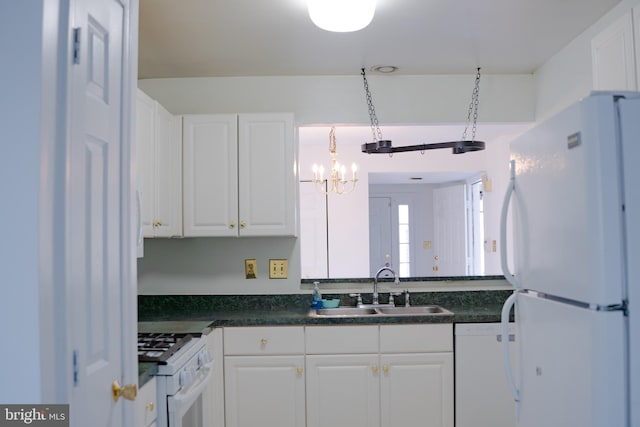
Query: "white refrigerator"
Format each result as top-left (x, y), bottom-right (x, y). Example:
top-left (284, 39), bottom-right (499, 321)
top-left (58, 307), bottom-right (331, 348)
top-left (499, 92), bottom-right (640, 427)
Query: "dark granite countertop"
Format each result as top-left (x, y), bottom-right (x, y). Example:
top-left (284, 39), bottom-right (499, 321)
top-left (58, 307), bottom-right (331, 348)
top-left (138, 290), bottom-right (511, 325)
top-left (137, 290), bottom-right (513, 385)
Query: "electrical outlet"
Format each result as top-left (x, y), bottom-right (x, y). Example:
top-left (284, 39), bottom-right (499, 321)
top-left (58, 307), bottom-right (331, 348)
top-left (245, 259), bottom-right (257, 279)
top-left (269, 259), bottom-right (288, 279)
top-left (423, 240), bottom-right (432, 249)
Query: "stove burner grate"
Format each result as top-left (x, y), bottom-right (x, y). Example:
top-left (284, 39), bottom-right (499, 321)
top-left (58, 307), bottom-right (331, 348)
top-left (137, 332), bottom-right (194, 364)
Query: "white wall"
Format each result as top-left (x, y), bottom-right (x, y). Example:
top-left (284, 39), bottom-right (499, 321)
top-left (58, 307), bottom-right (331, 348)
top-left (138, 237), bottom-right (301, 294)
top-left (138, 74), bottom-right (536, 125)
top-left (535, 0), bottom-right (640, 120)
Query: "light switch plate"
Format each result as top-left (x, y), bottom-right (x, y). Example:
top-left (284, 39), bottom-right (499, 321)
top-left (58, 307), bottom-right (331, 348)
top-left (269, 259), bottom-right (288, 279)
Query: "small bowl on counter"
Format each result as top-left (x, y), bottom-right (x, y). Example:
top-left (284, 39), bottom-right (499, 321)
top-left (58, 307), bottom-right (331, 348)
top-left (320, 298), bottom-right (340, 309)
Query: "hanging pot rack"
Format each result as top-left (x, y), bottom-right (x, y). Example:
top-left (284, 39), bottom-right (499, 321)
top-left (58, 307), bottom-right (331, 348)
top-left (360, 67), bottom-right (486, 155)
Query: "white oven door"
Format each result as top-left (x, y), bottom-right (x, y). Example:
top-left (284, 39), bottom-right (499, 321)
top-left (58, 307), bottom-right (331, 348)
top-left (167, 362), bottom-right (214, 427)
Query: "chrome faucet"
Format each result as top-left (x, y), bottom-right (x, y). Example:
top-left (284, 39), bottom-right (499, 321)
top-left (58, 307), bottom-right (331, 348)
top-left (373, 266), bottom-right (400, 305)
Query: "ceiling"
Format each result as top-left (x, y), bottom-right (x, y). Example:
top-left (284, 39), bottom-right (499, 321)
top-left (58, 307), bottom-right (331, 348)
top-left (138, 0), bottom-right (621, 79)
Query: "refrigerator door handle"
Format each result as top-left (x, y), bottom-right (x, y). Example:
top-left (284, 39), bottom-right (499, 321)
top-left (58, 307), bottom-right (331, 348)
top-left (500, 159), bottom-right (518, 287)
top-left (501, 291), bottom-right (520, 411)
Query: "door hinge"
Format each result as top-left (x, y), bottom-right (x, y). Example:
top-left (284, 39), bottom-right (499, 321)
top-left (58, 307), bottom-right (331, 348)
top-left (72, 27), bottom-right (81, 64)
top-left (72, 350), bottom-right (79, 386)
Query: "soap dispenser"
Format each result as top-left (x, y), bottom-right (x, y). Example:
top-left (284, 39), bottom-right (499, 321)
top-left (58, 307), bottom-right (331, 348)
top-left (311, 281), bottom-right (322, 309)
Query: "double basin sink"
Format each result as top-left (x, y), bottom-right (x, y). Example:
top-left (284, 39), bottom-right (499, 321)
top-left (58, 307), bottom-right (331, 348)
top-left (309, 305), bottom-right (453, 318)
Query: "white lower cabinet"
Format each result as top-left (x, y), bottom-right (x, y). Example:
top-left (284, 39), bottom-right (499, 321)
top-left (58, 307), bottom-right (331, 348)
top-left (221, 324), bottom-right (453, 427)
top-left (305, 324), bottom-right (453, 427)
top-left (306, 353), bottom-right (381, 427)
top-left (379, 353), bottom-right (453, 427)
top-left (136, 376), bottom-right (157, 427)
top-left (223, 327), bottom-right (305, 427)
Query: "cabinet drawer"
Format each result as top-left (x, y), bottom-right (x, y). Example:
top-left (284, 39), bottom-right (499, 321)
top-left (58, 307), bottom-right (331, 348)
top-left (305, 325), bottom-right (379, 354)
top-left (380, 324), bottom-right (453, 353)
top-left (224, 326), bottom-right (304, 355)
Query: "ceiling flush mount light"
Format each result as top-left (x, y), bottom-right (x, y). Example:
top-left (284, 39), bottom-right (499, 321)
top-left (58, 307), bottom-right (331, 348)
top-left (307, 0), bottom-right (376, 32)
top-left (312, 127), bottom-right (358, 195)
top-left (360, 67), bottom-right (486, 155)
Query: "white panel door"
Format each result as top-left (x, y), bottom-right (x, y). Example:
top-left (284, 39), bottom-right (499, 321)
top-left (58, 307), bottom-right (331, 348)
top-left (306, 354), bottom-right (381, 427)
top-left (224, 355), bottom-right (305, 427)
top-left (380, 353), bottom-right (454, 427)
top-left (238, 113), bottom-right (297, 236)
top-left (183, 114), bottom-right (238, 236)
top-left (68, 0), bottom-right (129, 425)
top-left (433, 184), bottom-right (466, 276)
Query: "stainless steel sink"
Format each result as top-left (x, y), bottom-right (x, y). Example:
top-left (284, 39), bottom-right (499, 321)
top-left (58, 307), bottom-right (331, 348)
top-left (312, 307), bottom-right (379, 317)
top-left (309, 305), bottom-right (453, 318)
top-left (375, 305), bottom-right (453, 316)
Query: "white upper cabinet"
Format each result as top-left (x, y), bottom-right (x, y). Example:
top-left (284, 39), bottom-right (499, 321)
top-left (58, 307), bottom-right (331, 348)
top-left (592, 11), bottom-right (637, 91)
top-left (183, 114), bottom-right (238, 237)
top-left (136, 89), bottom-right (182, 238)
top-left (183, 113), bottom-right (297, 237)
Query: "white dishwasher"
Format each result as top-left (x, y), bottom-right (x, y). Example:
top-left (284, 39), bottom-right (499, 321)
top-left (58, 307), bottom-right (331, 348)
top-left (455, 323), bottom-right (516, 427)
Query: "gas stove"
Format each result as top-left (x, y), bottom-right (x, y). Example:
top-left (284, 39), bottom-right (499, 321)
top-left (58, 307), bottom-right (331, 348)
top-left (137, 332), bottom-right (197, 364)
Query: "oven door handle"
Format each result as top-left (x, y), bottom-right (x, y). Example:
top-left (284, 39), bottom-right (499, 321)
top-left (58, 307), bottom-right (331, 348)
top-left (169, 361), bottom-right (214, 419)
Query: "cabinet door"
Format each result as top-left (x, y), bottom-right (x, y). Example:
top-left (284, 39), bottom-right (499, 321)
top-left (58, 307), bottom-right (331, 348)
top-left (183, 114), bottom-right (238, 236)
top-left (136, 377), bottom-right (157, 427)
top-left (380, 353), bottom-right (454, 427)
top-left (238, 113), bottom-right (297, 236)
top-left (136, 90), bottom-right (182, 238)
top-left (224, 355), bottom-right (305, 427)
top-left (153, 103), bottom-right (182, 237)
top-left (136, 89), bottom-right (155, 237)
top-left (591, 12), bottom-right (637, 91)
top-left (306, 354), bottom-right (380, 427)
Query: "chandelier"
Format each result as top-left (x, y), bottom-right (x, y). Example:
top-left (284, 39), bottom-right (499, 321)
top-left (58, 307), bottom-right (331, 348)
top-left (312, 127), bottom-right (358, 195)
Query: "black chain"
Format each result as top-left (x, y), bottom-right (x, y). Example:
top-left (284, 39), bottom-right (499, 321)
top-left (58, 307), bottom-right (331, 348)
top-left (361, 68), bottom-right (383, 142)
top-left (462, 67), bottom-right (481, 142)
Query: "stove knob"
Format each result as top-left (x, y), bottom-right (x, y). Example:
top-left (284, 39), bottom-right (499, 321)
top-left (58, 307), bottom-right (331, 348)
top-left (179, 368), bottom-right (195, 387)
top-left (198, 350), bottom-right (212, 367)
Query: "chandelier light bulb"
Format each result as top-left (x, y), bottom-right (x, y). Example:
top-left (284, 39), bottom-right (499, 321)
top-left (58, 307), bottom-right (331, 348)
top-left (307, 0), bottom-right (376, 32)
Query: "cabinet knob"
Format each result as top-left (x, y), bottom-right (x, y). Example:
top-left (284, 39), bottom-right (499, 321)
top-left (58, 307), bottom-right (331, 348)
top-left (240, 221), bottom-right (247, 228)
top-left (145, 402), bottom-right (155, 412)
top-left (229, 221), bottom-right (236, 229)
top-left (383, 365), bottom-right (389, 374)
top-left (296, 367), bottom-right (303, 376)
top-left (372, 365), bottom-right (379, 374)
top-left (153, 221), bottom-right (163, 228)
top-left (260, 338), bottom-right (268, 346)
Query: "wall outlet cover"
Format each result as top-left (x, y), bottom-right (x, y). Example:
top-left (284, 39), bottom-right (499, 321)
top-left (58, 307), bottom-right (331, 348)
top-left (245, 259), bottom-right (257, 279)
